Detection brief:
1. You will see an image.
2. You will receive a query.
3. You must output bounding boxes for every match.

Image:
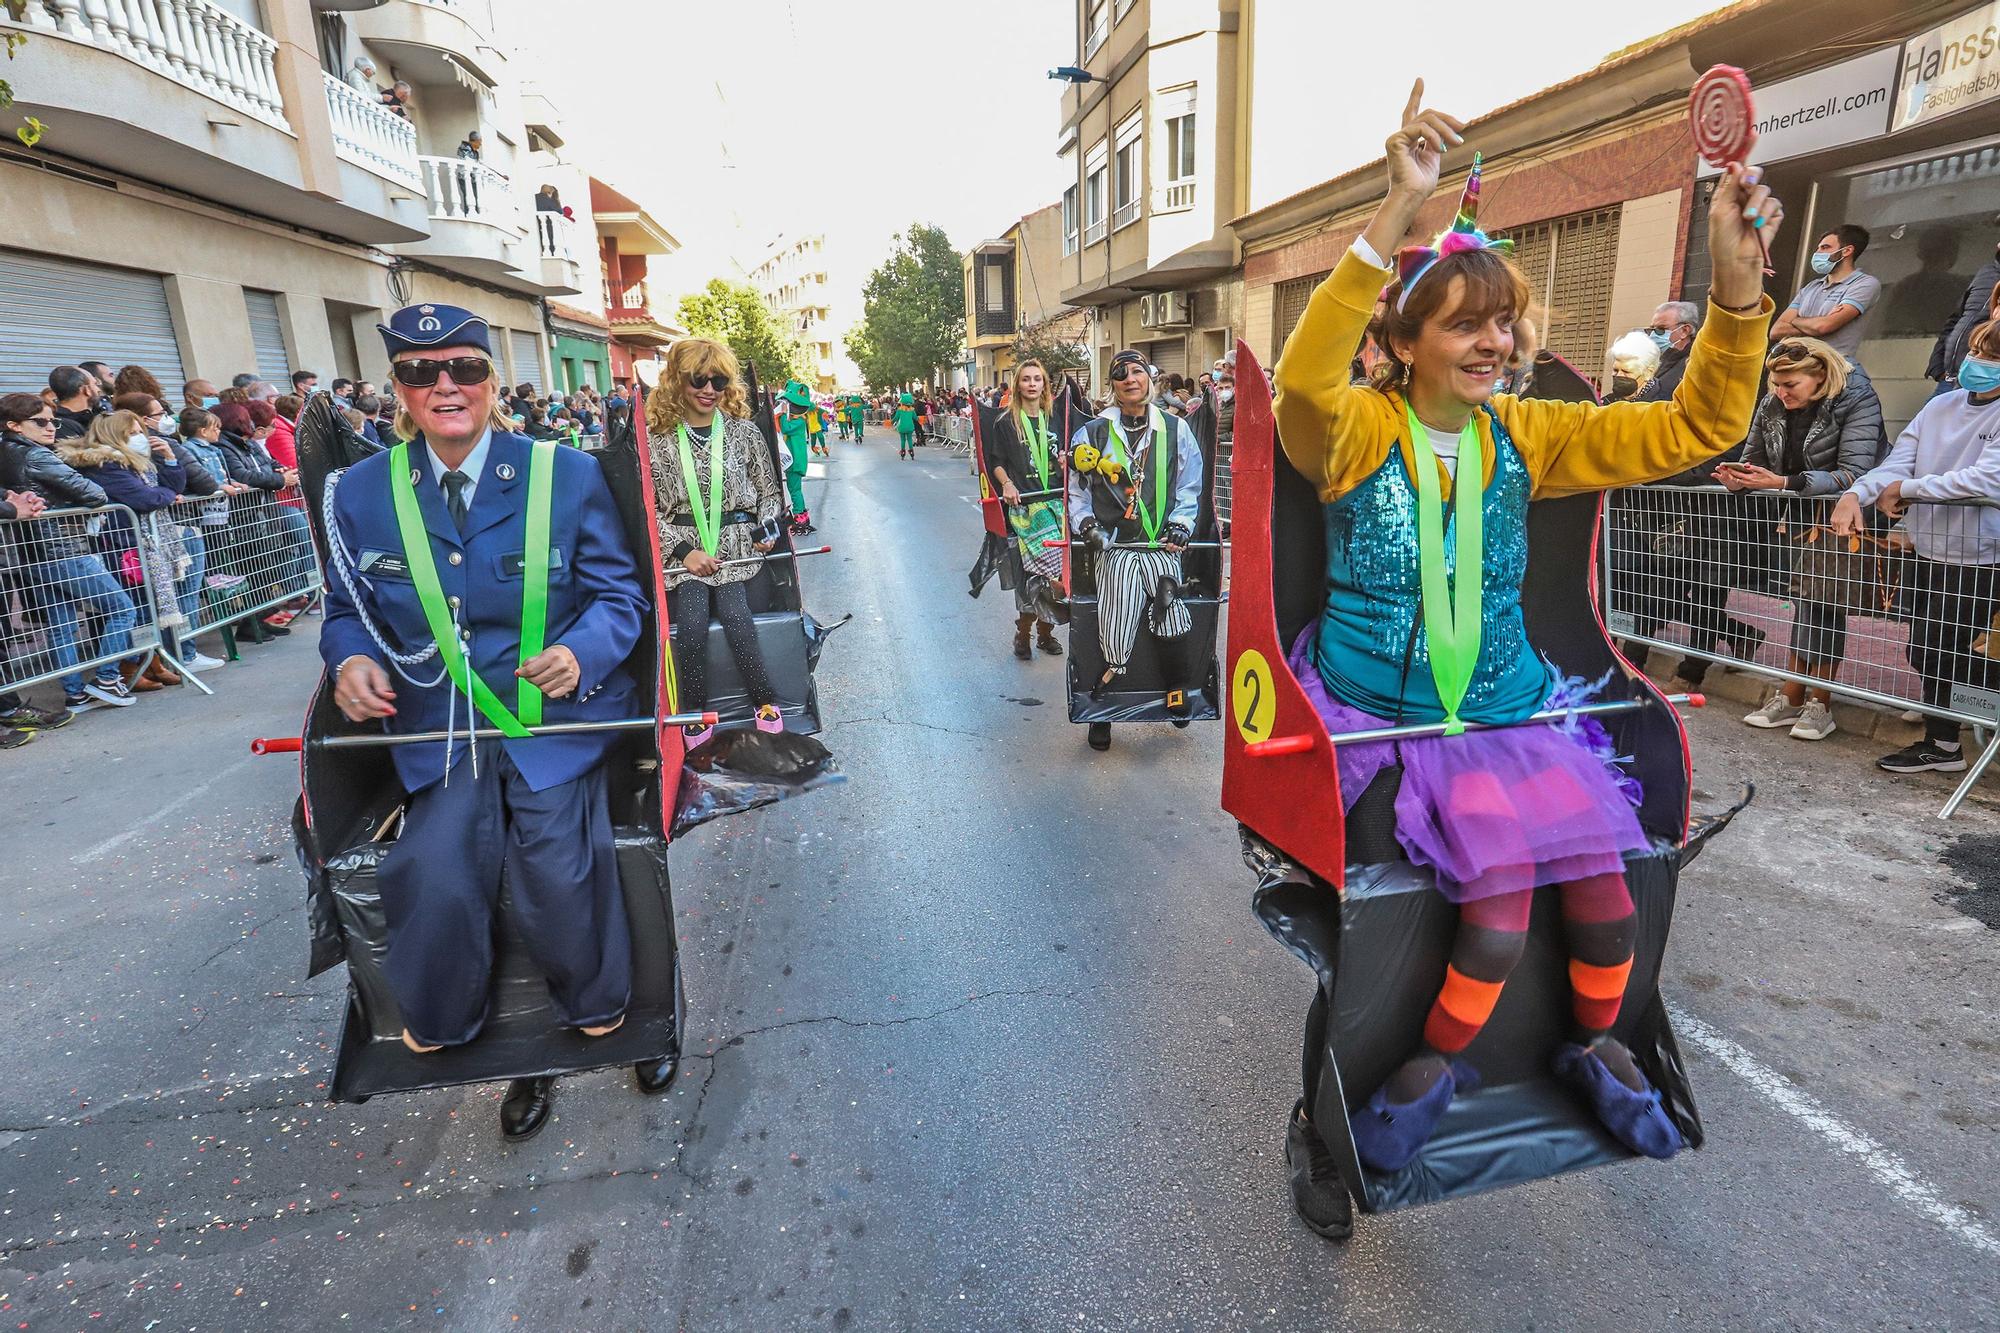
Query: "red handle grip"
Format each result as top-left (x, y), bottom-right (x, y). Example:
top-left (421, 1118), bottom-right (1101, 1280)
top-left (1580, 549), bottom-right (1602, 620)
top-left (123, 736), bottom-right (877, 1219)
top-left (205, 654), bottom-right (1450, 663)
top-left (251, 737), bottom-right (302, 755)
top-left (1244, 734), bottom-right (1315, 757)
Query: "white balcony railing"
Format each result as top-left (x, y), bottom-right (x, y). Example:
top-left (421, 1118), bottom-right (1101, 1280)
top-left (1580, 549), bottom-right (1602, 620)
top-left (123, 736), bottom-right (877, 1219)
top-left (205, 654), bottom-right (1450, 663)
top-left (323, 72), bottom-right (420, 189)
top-left (419, 154), bottom-right (521, 232)
top-left (1112, 197), bottom-right (1141, 232)
top-left (8, 0), bottom-right (289, 131)
top-left (1083, 217), bottom-right (1107, 247)
top-left (1158, 180), bottom-right (1197, 212)
top-left (535, 210), bottom-right (577, 263)
top-left (1083, 5), bottom-right (1108, 58)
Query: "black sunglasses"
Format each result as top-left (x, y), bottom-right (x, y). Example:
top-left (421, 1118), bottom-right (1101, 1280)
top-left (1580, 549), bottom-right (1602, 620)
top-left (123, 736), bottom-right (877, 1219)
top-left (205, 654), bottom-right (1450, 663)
top-left (23, 414), bottom-right (55, 427)
top-left (392, 356), bottom-right (493, 389)
top-left (686, 373), bottom-right (732, 391)
top-left (1108, 361), bottom-right (1148, 383)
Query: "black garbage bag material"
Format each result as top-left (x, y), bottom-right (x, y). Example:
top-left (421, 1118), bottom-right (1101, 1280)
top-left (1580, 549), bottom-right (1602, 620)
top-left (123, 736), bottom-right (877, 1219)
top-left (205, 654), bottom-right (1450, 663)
top-left (1065, 597), bottom-right (1222, 723)
top-left (672, 728), bottom-right (845, 837)
top-left (968, 530), bottom-right (1013, 598)
top-left (1244, 828), bottom-right (1704, 1214)
top-left (321, 827), bottom-right (683, 1102)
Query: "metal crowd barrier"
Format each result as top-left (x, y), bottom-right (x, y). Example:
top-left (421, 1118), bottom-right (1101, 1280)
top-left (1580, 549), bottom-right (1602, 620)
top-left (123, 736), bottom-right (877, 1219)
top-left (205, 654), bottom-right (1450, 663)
top-left (1602, 484), bottom-right (2000, 818)
top-left (147, 488), bottom-right (321, 642)
top-left (0, 503), bottom-right (169, 697)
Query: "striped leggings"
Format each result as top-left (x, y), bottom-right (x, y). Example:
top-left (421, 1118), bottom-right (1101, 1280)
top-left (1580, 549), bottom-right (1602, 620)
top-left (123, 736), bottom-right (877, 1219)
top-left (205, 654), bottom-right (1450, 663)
top-left (1096, 548), bottom-right (1191, 672)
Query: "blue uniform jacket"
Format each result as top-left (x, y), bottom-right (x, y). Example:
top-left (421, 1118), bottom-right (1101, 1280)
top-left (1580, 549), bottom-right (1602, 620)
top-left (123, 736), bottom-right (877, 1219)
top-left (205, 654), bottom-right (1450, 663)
top-left (320, 429), bottom-right (649, 794)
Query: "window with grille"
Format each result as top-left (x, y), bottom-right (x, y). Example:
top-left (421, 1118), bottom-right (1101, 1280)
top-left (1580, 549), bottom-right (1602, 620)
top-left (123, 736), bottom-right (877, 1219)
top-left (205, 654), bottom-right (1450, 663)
top-left (1084, 0), bottom-right (1108, 57)
top-left (1084, 140), bottom-right (1109, 244)
top-left (1498, 205), bottom-right (1623, 380)
top-left (1274, 271), bottom-right (1331, 357)
top-left (1167, 114), bottom-right (1195, 181)
top-left (1113, 113), bottom-right (1142, 231)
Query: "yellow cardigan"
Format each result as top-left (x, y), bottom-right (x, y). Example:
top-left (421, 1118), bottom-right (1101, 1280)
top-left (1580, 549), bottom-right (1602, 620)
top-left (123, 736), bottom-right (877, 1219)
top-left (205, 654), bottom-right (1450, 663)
top-left (1272, 247), bottom-right (1774, 504)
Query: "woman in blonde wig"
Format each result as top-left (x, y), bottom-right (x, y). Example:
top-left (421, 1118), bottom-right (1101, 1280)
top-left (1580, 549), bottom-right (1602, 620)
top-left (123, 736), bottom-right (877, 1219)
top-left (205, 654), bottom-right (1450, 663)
top-left (985, 358), bottom-right (1065, 659)
top-left (645, 338), bottom-right (787, 745)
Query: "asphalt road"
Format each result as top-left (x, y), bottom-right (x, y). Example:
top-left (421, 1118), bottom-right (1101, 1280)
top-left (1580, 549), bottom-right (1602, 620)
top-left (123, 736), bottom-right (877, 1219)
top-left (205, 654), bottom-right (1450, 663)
top-left (3, 433), bottom-right (1997, 1331)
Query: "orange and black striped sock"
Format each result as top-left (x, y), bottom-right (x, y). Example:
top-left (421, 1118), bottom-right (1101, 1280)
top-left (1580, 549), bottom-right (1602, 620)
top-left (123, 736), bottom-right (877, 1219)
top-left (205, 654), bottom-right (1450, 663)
top-left (1560, 872), bottom-right (1637, 1035)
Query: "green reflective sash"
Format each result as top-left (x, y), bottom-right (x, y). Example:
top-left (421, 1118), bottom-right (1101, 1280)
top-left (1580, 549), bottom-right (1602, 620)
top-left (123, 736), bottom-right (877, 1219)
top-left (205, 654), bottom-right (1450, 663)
top-left (388, 438), bottom-right (558, 738)
top-left (1015, 409), bottom-right (1052, 490)
top-left (675, 416), bottom-right (725, 557)
top-left (1404, 405), bottom-right (1484, 735)
top-left (1105, 407), bottom-right (1169, 543)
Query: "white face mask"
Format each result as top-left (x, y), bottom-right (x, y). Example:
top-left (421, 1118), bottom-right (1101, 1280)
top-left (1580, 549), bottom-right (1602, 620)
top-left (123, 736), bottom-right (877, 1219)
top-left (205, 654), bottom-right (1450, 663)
top-left (129, 433), bottom-right (149, 448)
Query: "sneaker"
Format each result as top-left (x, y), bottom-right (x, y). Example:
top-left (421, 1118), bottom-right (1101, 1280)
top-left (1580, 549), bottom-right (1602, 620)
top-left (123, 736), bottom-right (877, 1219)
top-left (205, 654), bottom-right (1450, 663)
top-left (1900, 709), bottom-right (1925, 724)
top-left (1789, 700), bottom-right (1837, 741)
top-left (1877, 739), bottom-right (1968, 774)
top-left (179, 651), bottom-right (227, 672)
top-left (0, 727), bottom-right (34, 750)
top-left (1743, 691), bottom-right (1804, 729)
top-left (66, 694), bottom-right (104, 715)
top-left (82, 679), bottom-right (137, 707)
top-left (0, 705), bottom-right (73, 730)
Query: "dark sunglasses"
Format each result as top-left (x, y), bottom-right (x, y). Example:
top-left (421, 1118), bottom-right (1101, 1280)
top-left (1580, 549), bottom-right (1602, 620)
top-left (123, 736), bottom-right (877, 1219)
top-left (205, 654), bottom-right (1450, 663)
top-left (23, 414), bottom-right (55, 427)
top-left (1108, 362), bottom-right (1147, 383)
top-left (392, 356), bottom-right (493, 389)
top-left (686, 373), bottom-right (732, 391)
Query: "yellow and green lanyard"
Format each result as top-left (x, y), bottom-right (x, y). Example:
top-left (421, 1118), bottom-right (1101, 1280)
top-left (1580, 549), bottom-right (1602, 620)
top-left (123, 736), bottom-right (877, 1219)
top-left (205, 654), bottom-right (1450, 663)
top-left (1105, 407), bottom-right (1170, 543)
top-left (388, 438), bottom-right (558, 735)
top-left (1405, 404), bottom-right (1484, 735)
top-left (1015, 409), bottom-right (1052, 490)
top-left (675, 417), bottom-right (726, 556)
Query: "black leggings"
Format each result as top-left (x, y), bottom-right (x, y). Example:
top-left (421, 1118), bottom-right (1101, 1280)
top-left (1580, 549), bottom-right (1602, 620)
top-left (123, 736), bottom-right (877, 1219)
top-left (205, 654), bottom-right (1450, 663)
top-left (670, 577), bottom-right (774, 715)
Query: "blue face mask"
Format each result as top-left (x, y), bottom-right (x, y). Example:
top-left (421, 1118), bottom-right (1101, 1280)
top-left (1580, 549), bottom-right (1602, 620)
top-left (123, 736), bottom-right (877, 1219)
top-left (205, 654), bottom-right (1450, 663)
top-left (201, 395), bottom-right (220, 408)
top-left (1809, 250), bottom-right (1839, 277)
top-left (1646, 328), bottom-right (1674, 351)
top-left (1958, 356), bottom-right (2000, 394)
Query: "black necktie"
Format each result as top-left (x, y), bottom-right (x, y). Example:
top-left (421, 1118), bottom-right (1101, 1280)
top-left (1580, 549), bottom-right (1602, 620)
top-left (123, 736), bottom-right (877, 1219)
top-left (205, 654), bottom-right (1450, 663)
top-left (441, 469), bottom-right (469, 534)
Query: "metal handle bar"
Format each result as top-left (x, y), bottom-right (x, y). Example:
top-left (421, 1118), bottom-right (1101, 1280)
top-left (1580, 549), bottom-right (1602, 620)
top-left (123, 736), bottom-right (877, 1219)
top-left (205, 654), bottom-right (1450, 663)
top-left (251, 712), bottom-right (721, 755)
top-left (711, 544), bottom-right (832, 569)
top-left (1044, 539), bottom-right (1228, 550)
top-left (1243, 693), bottom-right (1702, 756)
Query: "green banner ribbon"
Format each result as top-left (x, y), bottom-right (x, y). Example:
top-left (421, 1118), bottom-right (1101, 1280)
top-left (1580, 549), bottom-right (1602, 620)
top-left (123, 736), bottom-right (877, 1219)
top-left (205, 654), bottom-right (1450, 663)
top-left (1015, 409), bottom-right (1052, 491)
top-left (675, 415), bottom-right (726, 557)
top-left (1404, 405), bottom-right (1484, 735)
top-left (1105, 407), bottom-right (1170, 543)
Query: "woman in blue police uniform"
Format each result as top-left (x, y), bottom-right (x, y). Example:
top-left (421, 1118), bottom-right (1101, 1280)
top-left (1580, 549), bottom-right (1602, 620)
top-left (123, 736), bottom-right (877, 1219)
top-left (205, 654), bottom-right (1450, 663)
top-left (320, 304), bottom-right (664, 1141)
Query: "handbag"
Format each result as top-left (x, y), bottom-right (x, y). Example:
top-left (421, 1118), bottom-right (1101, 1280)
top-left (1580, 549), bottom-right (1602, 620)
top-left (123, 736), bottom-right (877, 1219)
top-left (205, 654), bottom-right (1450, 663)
top-left (1787, 524), bottom-right (1906, 616)
top-left (118, 547), bottom-right (144, 587)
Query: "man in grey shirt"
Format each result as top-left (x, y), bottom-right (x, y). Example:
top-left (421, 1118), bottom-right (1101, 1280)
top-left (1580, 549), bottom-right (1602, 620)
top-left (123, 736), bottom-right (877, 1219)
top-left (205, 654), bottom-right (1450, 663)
top-left (1772, 223), bottom-right (1880, 366)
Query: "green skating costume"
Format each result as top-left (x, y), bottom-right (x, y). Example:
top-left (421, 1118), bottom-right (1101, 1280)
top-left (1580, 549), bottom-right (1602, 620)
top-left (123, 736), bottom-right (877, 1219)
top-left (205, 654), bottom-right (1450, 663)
top-left (893, 392), bottom-right (917, 457)
top-left (779, 379), bottom-right (813, 525)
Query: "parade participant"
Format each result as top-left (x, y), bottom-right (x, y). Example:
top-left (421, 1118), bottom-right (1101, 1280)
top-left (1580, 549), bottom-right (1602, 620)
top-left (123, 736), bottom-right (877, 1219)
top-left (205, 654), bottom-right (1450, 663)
top-left (986, 358), bottom-right (1065, 659)
top-left (777, 381), bottom-right (816, 534)
top-left (320, 303), bottom-right (663, 1142)
top-left (892, 392), bottom-right (918, 458)
top-left (1271, 81), bottom-right (1778, 1201)
top-left (1067, 348), bottom-right (1204, 752)
top-left (835, 396), bottom-right (851, 441)
top-left (849, 392), bottom-right (867, 443)
top-left (645, 338), bottom-right (788, 745)
top-left (807, 394), bottom-right (831, 459)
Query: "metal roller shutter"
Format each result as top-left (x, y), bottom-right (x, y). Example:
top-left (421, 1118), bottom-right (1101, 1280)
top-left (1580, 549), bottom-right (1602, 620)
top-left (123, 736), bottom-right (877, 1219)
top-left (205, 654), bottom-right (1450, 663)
top-left (244, 289), bottom-right (292, 383)
top-left (1146, 337), bottom-right (1187, 379)
top-left (1273, 270), bottom-right (1330, 360)
top-left (1500, 205), bottom-right (1623, 387)
top-left (508, 328), bottom-right (544, 390)
top-left (0, 250), bottom-right (185, 394)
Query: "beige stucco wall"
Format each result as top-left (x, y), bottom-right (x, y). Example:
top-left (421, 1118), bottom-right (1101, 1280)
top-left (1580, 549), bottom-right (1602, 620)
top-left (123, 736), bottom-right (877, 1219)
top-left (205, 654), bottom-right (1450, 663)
top-left (1603, 189), bottom-right (1685, 377)
top-left (5, 160), bottom-right (542, 387)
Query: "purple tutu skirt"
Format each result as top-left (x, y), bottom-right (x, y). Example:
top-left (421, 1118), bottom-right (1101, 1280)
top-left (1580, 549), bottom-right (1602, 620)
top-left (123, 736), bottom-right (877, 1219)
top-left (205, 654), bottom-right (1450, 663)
top-left (1288, 625), bottom-right (1646, 903)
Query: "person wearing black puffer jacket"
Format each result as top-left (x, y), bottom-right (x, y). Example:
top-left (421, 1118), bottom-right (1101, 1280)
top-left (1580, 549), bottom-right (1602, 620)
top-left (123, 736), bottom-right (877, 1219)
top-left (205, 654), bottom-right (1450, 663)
top-left (208, 401), bottom-right (292, 644)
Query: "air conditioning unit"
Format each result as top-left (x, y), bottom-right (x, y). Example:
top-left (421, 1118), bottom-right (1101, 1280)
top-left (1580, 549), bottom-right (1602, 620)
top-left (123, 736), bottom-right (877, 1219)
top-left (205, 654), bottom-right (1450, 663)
top-left (1155, 291), bottom-right (1193, 327)
top-left (1138, 293), bottom-right (1161, 328)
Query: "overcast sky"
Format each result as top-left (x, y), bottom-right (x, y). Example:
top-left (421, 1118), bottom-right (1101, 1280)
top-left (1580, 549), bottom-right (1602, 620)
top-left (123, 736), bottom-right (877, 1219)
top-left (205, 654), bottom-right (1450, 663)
top-left (536, 0), bottom-right (1734, 319)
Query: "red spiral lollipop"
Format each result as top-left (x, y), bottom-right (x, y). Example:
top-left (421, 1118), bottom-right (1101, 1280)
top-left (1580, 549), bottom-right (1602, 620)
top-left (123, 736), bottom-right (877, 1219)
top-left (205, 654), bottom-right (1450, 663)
top-left (1689, 64), bottom-right (1772, 273)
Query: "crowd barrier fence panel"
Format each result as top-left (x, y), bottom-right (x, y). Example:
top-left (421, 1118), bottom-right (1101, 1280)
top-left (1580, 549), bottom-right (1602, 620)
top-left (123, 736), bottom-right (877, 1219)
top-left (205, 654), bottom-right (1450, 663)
top-left (0, 503), bottom-right (178, 696)
top-left (1601, 483), bottom-right (2000, 818)
top-left (153, 488), bottom-right (322, 644)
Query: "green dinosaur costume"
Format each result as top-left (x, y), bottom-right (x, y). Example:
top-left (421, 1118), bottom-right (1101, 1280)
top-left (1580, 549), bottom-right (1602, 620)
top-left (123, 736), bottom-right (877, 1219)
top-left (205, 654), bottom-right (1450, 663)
top-left (893, 392), bottom-right (917, 458)
top-left (779, 379), bottom-right (814, 527)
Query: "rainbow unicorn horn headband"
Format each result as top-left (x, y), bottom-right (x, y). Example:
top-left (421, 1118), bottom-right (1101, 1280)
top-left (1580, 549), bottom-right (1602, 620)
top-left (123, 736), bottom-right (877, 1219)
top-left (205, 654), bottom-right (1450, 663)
top-left (1391, 152), bottom-right (1514, 313)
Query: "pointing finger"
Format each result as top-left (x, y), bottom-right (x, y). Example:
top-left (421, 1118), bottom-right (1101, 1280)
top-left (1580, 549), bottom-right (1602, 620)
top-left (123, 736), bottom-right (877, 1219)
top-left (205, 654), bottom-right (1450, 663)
top-left (1403, 78), bottom-right (1423, 125)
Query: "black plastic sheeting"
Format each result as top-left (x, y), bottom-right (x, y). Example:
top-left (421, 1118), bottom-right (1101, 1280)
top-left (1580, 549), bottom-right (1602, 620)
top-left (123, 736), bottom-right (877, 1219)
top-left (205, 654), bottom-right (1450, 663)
top-left (694, 609), bottom-right (844, 736)
top-left (674, 727), bottom-right (846, 837)
top-left (1245, 828), bottom-right (1709, 1213)
top-left (323, 830), bottom-right (684, 1102)
top-left (1064, 596), bottom-right (1222, 723)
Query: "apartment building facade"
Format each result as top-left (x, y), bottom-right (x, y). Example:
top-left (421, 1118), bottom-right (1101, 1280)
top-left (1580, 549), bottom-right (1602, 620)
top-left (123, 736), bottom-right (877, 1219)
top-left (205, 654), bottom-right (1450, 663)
top-left (748, 233), bottom-right (855, 392)
top-left (1054, 0), bottom-right (1248, 395)
top-left (963, 201), bottom-right (1089, 391)
top-left (0, 0), bottom-right (599, 396)
top-left (590, 178), bottom-right (682, 390)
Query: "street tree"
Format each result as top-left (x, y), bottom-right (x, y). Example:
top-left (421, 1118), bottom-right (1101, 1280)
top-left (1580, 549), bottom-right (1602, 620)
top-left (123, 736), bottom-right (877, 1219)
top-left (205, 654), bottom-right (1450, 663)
top-left (851, 224), bottom-right (965, 387)
top-left (676, 278), bottom-right (810, 387)
top-left (1012, 314), bottom-right (1089, 375)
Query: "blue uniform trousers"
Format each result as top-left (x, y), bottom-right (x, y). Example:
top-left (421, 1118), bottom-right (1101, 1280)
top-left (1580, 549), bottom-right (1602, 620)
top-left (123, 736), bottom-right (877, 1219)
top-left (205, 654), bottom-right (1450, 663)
top-left (377, 745), bottom-right (631, 1046)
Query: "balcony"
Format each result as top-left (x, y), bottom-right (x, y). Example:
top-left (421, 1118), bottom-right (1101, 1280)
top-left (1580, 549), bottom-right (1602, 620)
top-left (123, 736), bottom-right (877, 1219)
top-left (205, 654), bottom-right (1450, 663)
top-left (604, 280), bottom-right (679, 348)
top-left (1112, 197), bottom-right (1142, 232)
top-left (1084, 217), bottom-right (1107, 247)
top-left (388, 154), bottom-right (539, 287)
top-left (323, 72), bottom-right (421, 190)
top-left (350, 0), bottom-right (502, 88)
top-left (1157, 179), bottom-right (1197, 213)
top-left (533, 209), bottom-right (583, 296)
top-left (2, 0), bottom-right (427, 244)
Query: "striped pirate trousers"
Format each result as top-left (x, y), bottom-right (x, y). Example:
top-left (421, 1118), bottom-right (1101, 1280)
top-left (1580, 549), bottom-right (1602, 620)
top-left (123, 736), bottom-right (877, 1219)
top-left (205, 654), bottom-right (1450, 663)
top-left (1096, 547), bottom-right (1192, 672)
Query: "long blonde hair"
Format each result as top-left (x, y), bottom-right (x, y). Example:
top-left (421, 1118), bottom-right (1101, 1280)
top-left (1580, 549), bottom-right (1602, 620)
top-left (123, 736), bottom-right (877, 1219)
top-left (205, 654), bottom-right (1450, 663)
top-left (646, 338), bottom-right (750, 437)
top-left (1765, 336), bottom-right (1848, 402)
top-left (74, 410), bottom-right (151, 470)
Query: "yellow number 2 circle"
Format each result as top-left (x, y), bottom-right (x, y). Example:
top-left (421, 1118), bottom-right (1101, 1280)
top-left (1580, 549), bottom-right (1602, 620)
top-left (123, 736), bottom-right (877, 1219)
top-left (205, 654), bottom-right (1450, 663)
top-left (1231, 649), bottom-right (1276, 744)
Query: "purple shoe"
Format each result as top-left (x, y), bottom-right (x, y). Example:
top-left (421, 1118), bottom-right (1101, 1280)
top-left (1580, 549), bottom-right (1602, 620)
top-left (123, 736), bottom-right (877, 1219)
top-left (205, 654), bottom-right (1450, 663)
top-left (1554, 1042), bottom-right (1683, 1160)
top-left (1348, 1059), bottom-right (1480, 1173)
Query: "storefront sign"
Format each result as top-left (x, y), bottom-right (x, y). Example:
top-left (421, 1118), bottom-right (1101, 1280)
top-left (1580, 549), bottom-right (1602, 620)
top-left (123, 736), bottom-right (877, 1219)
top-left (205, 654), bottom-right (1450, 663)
top-left (1698, 48), bottom-right (1898, 176)
top-left (1897, 2), bottom-right (2000, 131)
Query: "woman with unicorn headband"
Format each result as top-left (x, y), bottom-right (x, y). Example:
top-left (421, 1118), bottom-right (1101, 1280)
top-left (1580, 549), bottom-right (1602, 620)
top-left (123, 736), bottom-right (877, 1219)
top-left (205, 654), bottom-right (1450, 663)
top-left (1270, 81), bottom-right (1782, 1215)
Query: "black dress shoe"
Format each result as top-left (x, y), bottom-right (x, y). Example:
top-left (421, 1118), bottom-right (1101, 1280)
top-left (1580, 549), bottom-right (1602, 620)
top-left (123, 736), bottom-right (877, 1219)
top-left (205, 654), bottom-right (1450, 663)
top-left (1087, 721), bottom-right (1111, 751)
top-left (633, 1048), bottom-right (680, 1095)
top-left (1286, 1099), bottom-right (1354, 1241)
top-left (500, 1076), bottom-right (556, 1141)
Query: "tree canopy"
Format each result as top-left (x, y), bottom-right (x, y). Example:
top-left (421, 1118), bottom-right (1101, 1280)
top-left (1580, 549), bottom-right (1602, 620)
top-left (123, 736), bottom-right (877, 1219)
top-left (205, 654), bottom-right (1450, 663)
top-left (845, 224), bottom-right (964, 390)
top-left (676, 278), bottom-right (810, 388)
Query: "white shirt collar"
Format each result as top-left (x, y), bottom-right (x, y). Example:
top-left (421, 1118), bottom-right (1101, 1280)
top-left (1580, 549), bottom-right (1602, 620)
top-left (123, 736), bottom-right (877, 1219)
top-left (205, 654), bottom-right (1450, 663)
top-left (428, 426), bottom-right (493, 503)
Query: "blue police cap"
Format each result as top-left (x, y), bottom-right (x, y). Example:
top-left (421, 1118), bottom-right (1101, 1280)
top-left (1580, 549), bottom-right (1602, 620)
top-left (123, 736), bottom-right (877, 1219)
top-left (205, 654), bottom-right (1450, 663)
top-left (377, 303), bottom-right (492, 357)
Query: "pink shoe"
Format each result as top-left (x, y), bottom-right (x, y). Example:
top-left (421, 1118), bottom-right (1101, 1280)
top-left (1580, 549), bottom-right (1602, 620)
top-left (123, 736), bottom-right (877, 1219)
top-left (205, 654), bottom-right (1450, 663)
top-left (755, 705), bottom-right (785, 734)
top-left (682, 724), bottom-right (714, 749)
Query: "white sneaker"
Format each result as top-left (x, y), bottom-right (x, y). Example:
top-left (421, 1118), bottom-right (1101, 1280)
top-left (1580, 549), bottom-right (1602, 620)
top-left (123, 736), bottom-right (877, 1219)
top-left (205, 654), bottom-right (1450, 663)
top-left (1789, 699), bottom-right (1837, 740)
top-left (1900, 709), bottom-right (1924, 724)
top-left (1743, 691), bottom-right (1803, 729)
top-left (180, 651), bottom-right (227, 672)
top-left (82, 679), bottom-right (137, 707)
